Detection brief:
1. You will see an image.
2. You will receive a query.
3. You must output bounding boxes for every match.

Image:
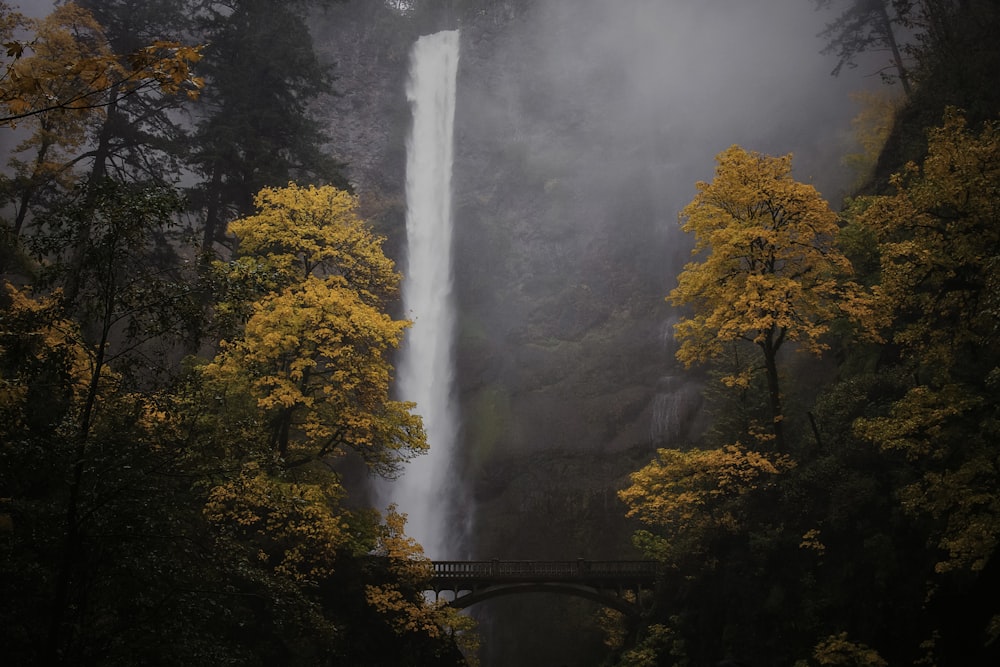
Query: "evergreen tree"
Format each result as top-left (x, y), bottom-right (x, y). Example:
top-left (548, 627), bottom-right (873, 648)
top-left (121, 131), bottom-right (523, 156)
top-left (188, 0), bottom-right (349, 255)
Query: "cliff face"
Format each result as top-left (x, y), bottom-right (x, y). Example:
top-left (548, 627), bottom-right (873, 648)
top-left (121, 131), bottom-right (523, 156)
top-left (313, 2), bottom-right (864, 664)
top-left (448, 4), bottom-right (700, 569)
top-left (315, 0), bottom-right (699, 553)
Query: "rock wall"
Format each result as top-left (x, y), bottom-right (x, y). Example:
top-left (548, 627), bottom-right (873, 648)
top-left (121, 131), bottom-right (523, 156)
top-left (312, 1), bottom-right (862, 664)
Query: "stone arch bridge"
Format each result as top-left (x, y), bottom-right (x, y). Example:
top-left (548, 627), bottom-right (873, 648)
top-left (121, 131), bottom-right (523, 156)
top-left (429, 560), bottom-right (661, 617)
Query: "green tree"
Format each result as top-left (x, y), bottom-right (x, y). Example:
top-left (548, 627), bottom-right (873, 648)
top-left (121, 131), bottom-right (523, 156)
top-left (848, 109), bottom-right (1000, 663)
top-left (669, 145), bottom-right (876, 451)
top-left (188, 0), bottom-right (348, 254)
top-left (0, 180), bottom-right (212, 664)
top-left (0, 1), bottom-right (204, 309)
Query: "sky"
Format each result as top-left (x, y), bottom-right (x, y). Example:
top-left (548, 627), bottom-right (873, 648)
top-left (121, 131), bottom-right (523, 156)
top-left (450, 0), bottom-right (892, 306)
top-left (10, 0), bottom-right (52, 17)
top-left (478, 0), bottom-right (887, 201)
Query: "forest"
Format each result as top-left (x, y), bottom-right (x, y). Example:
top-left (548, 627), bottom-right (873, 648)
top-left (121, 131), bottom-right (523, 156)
top-left (0, 1), bottom-right (998, 666)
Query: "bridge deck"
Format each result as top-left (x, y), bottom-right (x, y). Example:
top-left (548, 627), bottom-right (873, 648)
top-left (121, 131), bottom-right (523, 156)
top-left (431, 559), bottom-right (660, 589)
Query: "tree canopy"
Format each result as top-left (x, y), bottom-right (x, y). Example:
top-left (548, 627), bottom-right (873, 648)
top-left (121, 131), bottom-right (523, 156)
top-left (669, 145), bottom-right (875, 450)
top-left (0, 2), bottom-right (202, 127)
top-left (617, 110), bottom-right (1000, 667)
top-left (205, 183), bottom-right (425, 472)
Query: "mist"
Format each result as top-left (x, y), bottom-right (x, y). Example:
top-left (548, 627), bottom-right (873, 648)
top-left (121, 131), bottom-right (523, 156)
top-left (436, 2), bottom-right (883, 664)
top-left (457, 0), bottom-right (876, 221)
top-left (447, 0), bottom-right (878, 463)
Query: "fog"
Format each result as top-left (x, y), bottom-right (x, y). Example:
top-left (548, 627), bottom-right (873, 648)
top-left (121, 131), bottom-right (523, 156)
top-left (458, 0), bottom-right (881, 213)
top-left (9, 0), bottom-right (52, 18)
top-left (447, 0), bottom-right (883, 454)
top-left (442, 2), bottom-right (886, 664)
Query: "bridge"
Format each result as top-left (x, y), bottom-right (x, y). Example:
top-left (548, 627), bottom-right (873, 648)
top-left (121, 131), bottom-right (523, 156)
top-left (429, 560), bottom-right (661, 617)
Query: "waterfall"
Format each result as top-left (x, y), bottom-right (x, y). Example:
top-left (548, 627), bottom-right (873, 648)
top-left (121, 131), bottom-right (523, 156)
top-left (384, 30), bottom-right (462, 561)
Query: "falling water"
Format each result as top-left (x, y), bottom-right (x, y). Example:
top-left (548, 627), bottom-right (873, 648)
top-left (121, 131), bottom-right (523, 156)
top-left (384, 30), bottom-right (461, 560)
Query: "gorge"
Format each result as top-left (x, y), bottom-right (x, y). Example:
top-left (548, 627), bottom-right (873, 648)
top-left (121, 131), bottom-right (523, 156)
top-left (317, 1), bottom-right (875, 664)
top-left (11, 0), bottom-right (996, 665)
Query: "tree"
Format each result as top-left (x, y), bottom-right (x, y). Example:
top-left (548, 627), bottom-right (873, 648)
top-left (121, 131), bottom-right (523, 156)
top-left (1, 4), bottom-right (105, 238)
top-left (848, 109), bottom-right (1000, 664)
top-left (363, 505), bottom-right (479, 663)
top-left (0, 1), bottom-right (202, 127)
top-left (197, 183), bottom-right (470, 664)
top-left (0, 179), bottom-right (216, 664)
top-left (65, 0), bottom-right (204, 184)
top-left (1, 181), bottom-right (469, 665)
top-left (187, 0), bottom-right (348, 254)
top-left (0, 1), bottom-right (204, 308)
top-left (815, 0), bottom-right (913, 95)
top-left (619, 444), bottom-right (795, 567)
top-left (0, 4), bottom-right (473, 661)
top-left (203, 183), bottom-right (425, 473)
top-left (852, 109), bottom-right (999, 373)
top-left (669, 145), bottom-right (875, 451)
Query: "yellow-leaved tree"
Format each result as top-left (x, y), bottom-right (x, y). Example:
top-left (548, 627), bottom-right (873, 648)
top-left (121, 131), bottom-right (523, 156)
top-left (204, 183), bottom-right (425, 473)
top-left (619, 444), bottom-right (795, 567)
top-left (0, 1), bottom-right (202, 128)
top-left (669, 145), bottom-right (877, 451)
top-left (364, 505), bottom-right (480, 661)
top-left (199, 183), bottom-right (469, 658)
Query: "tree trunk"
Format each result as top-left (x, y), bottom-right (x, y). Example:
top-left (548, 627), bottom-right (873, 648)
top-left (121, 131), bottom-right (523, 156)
top-left (46, 252), bottom-right (117, 663)
top-left (201, 164), bottom-right (224, 257)
top-left (877, 0), bottom-right (912, 96)
top-left (62, 88), bottom-right (119, 306)
top-left (760, 332), bottom-right (785, 452)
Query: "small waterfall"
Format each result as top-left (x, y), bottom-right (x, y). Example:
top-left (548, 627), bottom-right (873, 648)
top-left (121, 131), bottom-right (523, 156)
top-left (384, 30), bottom-right (462, 560)
top-left (650, 317), bottom-right (700, 445)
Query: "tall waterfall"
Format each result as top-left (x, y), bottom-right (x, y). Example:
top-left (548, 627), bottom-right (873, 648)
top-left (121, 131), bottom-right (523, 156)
top-left (385, 30), bottom-right (462, 560)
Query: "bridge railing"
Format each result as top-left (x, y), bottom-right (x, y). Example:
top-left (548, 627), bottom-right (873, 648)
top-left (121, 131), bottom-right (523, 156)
top-left (431, 559), bottom-right (660, 583)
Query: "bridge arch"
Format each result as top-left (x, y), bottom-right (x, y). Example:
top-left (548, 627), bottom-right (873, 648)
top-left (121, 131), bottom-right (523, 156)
top-left (442, 582), bottom-right (640, 616)
top-left (429, 560), bottom-right (660, 619)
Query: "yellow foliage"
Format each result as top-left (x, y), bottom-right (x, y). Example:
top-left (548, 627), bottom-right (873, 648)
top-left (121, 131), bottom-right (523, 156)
top-left (371, 504), bottom-right (434, 583)
top-left (227, 183), bottom-right (400, 305)
top-left (203, 463), bottom-right (347, 584)
top-left (615, 622), bottom-right (688, 667)
top-left (806, 632), bottom-right (887, 667)
top-left (0, 2), bottom-right (202, 127)
top-left (595, 605), bottom-right (628, 650)
top-left (619, 444), bottom-right (794, 564)
top-left (800, 528), bottom-right (826, 555)
top-left (0, 283), bottom-right (91, 407)
top-left (855, 384), bottom-right (982, 460)
top-left (670, 145), bottom-right (877, 375)
top-left (854, 108), bottom-right (1000, 370)
top-left (364, 584), bottom-right (443, 638)
top-left (855, 383), bottom-right (999, 574)
top-left (851, 110), bottom-right (1000, 575)
top-left (363, 506), bottom-right (479, 661)
top-left (205, 183), bottom-right (426, 472)
top-left (904, 447), bottom-right (1000, 574)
